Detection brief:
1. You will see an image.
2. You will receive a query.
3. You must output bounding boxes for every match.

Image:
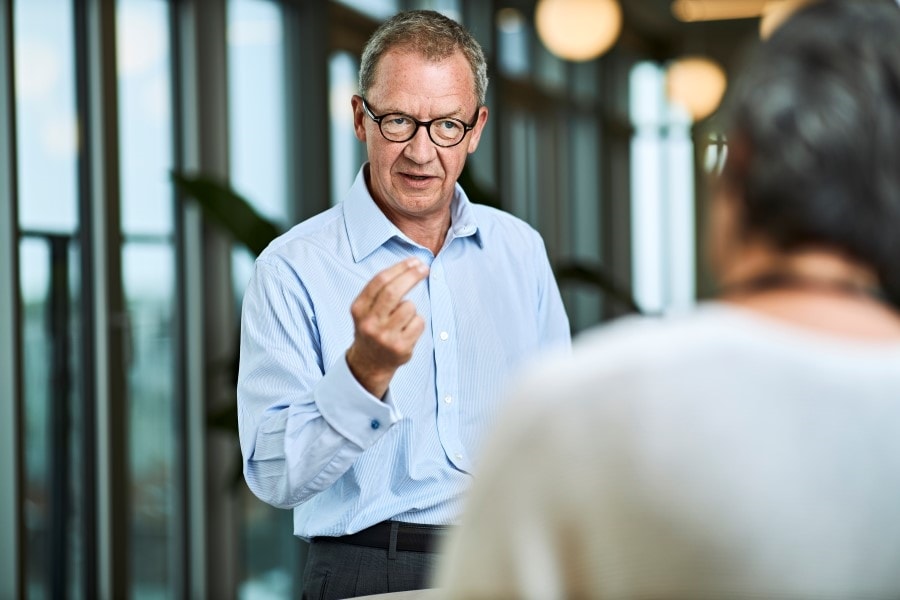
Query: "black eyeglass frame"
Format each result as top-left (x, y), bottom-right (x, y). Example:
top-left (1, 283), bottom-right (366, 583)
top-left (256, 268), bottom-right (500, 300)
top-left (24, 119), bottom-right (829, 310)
top-left (360, 97), bottom-right (480, 148)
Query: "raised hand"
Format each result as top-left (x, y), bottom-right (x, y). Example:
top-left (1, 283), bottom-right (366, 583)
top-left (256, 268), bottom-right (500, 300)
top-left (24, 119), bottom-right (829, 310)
top-left (345, 258), bottom-right (430, 399)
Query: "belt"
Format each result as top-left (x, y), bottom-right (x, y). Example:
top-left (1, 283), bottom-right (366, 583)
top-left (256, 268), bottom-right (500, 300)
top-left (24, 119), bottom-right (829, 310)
top-left (314, 521), bottom-right (447, 554)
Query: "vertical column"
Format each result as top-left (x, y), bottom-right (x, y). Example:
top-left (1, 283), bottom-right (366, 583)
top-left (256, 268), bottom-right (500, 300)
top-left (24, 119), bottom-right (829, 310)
top-left (75, 0), bottom-right (128, 597)
top-left (0, 0), bottom-right (23, 597)
top-left (284, 0), bottom-right (331, 221)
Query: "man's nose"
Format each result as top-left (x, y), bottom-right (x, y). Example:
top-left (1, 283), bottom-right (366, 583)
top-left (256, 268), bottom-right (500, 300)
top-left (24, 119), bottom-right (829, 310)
top-left (403, 124), bottom-right (437, 163)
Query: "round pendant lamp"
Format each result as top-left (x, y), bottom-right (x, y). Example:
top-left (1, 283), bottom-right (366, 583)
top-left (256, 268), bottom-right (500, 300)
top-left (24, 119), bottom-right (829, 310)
top-left (666, 56), bottom-right (727, 122)
top-left (535, 0), bottom-right (623, 62)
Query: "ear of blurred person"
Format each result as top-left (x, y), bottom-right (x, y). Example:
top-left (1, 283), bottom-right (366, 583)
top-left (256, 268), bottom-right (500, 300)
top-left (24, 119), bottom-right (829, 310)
top-left (432, 1), bottom-right (900, 598)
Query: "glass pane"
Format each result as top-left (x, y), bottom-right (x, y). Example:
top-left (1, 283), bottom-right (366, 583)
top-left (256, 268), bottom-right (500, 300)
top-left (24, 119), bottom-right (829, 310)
top-left (496, 8), bottom-right (530, 78)
top-left (122, 242), bottom-right (177, 599)
top-left (535, 44), bottom-right (565, 92)
top-left (407, 0), bottom-right (461, 21)
top-left (334, 0), bottom-right (398, 20)
top-left (15, 1), bottom-right (78, 234)
top-left (567, 113), bottom-right (603, 331)
top-left (20, 238), bottom-right (51, 600)
top-left (14, 1), bottom-right (82, 597)
top-left (116, 0), bottom-right (178, 597)
top-left (330, 51), bottom-right (363, 207)
top-left (629, 61), bottom-right (696, 315)
top-left (227, 0), bottom-right (288, 228)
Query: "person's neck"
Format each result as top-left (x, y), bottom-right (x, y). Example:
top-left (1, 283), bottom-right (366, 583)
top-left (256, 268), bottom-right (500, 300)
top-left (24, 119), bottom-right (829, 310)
top-left (365, 168), bottom-right (451, 256)
top-left (719, 247), bottom-right (881, 297)
top-left (717, 247), bottom-right (900, 341)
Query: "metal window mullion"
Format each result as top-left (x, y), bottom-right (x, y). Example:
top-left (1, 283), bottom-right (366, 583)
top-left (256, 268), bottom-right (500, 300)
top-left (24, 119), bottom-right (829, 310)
top-left (0, 0), bottom-right (24, 597)
top-left (74, 0), bottom-right (128, 598)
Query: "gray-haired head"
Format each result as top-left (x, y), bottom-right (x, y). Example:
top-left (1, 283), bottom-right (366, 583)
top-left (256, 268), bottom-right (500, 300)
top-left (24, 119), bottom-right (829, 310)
top-left (720, 0), bottom-right (900, 307)
top-left (358, 10), bottom-right (488, 107)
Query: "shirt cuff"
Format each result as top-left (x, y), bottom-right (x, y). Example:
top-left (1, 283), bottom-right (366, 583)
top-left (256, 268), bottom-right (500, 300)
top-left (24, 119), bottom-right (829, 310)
top-left (314, 355), bottom-right (402, 449)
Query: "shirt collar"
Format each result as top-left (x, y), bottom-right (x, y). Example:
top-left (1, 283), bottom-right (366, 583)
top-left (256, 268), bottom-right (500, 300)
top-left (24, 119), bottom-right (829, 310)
top-left (344, 164), bottom-right (483, 263)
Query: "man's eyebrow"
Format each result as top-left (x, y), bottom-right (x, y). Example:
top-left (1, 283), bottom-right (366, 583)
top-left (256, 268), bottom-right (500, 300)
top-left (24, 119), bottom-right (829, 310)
top-left (378, 103), bottom-right (468, 119)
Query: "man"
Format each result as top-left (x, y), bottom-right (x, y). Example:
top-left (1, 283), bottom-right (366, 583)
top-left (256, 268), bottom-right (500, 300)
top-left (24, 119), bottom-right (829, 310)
top-left (434, 1), bottom-right (900, 598)
top-left (237, 10), bottom-right (570, 598)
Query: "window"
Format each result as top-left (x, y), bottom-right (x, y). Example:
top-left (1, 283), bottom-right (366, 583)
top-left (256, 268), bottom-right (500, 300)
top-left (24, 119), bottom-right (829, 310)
top-left (629, 61), bottom-right (696, 315)
top-left (15, 1), bottom-right (83, 596)
top-left (329, 51), bottom-right (364, 206)
top-left (116, 0), bottom-right (179, 596)
top-left (334, 0), bottom-right (399, 20)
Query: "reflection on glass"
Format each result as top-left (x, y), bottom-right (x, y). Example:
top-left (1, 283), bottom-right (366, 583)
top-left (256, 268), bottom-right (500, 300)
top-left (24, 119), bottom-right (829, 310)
top-left (330, 51), bottom-right (363, 207)
top-left (15, 0), bottom-right (82, 596)
top-left (117, 0), bottom-right (178, 597)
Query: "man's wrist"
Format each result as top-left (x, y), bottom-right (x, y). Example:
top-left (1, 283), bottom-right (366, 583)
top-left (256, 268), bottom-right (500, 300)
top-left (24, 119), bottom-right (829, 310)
top-left (345, 348), bottom-right (392, 400)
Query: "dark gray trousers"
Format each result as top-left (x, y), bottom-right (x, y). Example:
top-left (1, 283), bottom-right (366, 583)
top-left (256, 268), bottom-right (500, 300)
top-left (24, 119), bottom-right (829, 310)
top-left (301, 538), bottom-right (438, 600)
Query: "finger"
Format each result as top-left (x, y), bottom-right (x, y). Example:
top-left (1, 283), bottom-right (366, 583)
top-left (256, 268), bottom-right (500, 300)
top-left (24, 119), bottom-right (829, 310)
top-left (355, 258), bottom-right (424, 309)
top-left (370, 261), bottom-right (429, 316)
top-left (385, 299), bottom-right (419, 330)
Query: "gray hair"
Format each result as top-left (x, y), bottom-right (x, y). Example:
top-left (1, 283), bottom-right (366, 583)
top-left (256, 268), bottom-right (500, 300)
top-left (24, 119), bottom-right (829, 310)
top-left (359, 10), bottom-right (489, 107)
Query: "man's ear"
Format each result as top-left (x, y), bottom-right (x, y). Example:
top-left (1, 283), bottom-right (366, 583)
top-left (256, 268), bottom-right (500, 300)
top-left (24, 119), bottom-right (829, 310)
top-left (466, 106), bottom-right (489, 154)
top-left (351, 95), bottom-right (367, 142)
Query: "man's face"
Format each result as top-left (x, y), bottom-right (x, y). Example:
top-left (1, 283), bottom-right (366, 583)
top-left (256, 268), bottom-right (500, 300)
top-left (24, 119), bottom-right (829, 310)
top-left (352, 48), bottom-right (488, 227)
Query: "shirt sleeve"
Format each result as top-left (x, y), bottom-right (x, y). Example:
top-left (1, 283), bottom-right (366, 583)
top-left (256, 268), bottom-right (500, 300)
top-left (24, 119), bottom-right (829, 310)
top-left (535, 237), bottom-right (572, 353)
top-left (236, 259), bottom-right (402, 509)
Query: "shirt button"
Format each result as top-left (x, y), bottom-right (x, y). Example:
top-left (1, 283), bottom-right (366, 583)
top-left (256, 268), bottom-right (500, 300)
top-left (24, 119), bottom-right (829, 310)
top-left (370, 420), bottom-right (380, 430)
top-left (444, 395), bottom-right (453, 404)
top-left (440, 331), bottom-right (449, 341)
top-left (454, 453), bottom-right (463, 460)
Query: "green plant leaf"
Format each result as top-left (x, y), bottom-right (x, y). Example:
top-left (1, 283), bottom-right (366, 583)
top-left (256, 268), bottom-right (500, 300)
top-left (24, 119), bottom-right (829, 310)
top-left (171, 171), bottom-right (282, 257)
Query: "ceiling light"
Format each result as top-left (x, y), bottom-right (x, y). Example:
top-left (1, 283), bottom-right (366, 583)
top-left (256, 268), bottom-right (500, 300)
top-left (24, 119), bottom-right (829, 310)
top-left (666, 56), bottom-right (727, 122)
top-left (672, 0), bottom-right (767, 22)
top-left (535, 0), bottom-right (622, 62)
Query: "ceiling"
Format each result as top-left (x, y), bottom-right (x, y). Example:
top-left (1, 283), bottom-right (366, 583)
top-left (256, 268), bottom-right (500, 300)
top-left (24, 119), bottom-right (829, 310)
top-left (622, 0), bottom-right (762, 70)
top-left (512, 0), bottom-right (763, 73)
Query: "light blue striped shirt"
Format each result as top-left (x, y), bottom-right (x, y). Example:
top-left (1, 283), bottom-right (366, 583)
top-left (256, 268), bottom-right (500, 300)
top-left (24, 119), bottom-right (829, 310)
top-left (237, 166), bottom-right (571, 538)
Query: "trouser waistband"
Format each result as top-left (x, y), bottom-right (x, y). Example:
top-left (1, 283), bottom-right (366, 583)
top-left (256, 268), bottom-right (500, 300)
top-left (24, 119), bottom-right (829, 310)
top-left (312, 521), bottom-right (448, 554)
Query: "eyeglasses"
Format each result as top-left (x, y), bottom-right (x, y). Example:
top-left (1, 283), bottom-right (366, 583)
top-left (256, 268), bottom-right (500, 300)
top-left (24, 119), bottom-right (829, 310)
top-left (361, 97), bottom-right (478, 148)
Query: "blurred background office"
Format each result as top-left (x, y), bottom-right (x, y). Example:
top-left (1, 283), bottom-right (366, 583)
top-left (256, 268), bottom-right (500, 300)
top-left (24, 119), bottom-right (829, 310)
top-left (0, 0), bottom-right (796, 598)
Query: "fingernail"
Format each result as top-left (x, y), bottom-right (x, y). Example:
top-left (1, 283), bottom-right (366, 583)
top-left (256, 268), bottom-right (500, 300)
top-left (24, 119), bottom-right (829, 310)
top-left (406, 257), bottom-right (419, 267)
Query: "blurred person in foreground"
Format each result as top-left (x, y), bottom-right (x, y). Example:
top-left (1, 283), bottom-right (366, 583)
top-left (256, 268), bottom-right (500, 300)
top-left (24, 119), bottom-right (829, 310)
top-left (236, 9), bottom-right (570, 599)
top-left (434, 1), bottom-right (900, 598)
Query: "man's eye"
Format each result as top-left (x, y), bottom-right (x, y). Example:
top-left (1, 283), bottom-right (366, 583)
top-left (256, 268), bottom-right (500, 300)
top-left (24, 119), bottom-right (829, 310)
top-left (438, 120), bottom-right (462, 131)
top-left (389, 116), bottom-right (411, 126)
